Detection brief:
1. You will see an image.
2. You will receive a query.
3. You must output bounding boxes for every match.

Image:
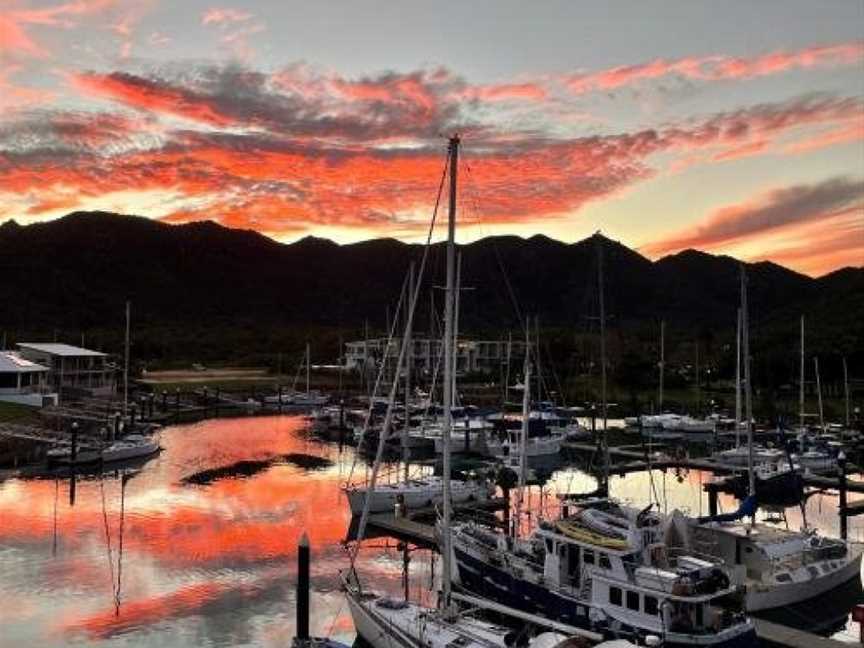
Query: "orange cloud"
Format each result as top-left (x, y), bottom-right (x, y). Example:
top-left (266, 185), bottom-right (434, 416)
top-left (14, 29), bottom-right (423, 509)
top-left (642, 176), bottom-right (864, 275)
top-left (567, 41), bottom-right (864, 93)
top-left (72, 72), bottom-right (237, 127)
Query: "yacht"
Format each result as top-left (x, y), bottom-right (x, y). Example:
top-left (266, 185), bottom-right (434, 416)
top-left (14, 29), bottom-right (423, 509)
top-left (101, 434), bottom-right (160, 462)
top-left (671, 511), bottom-right (863, 611)
top-left (451, 499), bottom-right (757, 647)
top-left (486, 425), bottom-right (564, 458)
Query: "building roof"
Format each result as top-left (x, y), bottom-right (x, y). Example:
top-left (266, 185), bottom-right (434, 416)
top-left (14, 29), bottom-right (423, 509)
top-left (17, 343), bottom-right (107, 357)
top-left (0, 351), bottom-right (49, 373)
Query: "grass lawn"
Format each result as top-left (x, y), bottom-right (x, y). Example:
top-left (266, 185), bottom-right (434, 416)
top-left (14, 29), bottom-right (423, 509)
top-left (0, 401), bottom-right (41, 425)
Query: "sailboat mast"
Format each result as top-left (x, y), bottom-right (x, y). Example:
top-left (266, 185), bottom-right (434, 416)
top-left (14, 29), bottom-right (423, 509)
top-left (452, 252), bottom-right (462, 407)
top-left (441, 135), bottom-right (459, 614)
top-left (844, 357), bottom-right (850, 429)
top-left (734, 308), bottom-right (742, 448)
top-left (596, 236), bottom-right (609, 490)
top-left (799, 316), bottom-right (805, 430)
top-left (515, 328), bottom-right (531, 538)
top-left (659, 320), bottom-right (665, 412)
top-left (504, 331), bottom-right (512, 406)
top-left (123, 300), bottom-right (130, 417)
top-left (535, 316), bottom-right (542, 402)
top-left (404, 262), bottom-right (415, 480)
top-left (815, 357), bottom-right (825, 433)
top-left (306, 342), bottom-right (311, 396)
top-left (741, 267), bottom-right (755, 498)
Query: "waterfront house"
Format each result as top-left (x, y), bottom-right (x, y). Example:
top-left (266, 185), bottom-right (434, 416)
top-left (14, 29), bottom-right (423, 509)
top-left (0, 351), bottom-right (58, 407)
top-left (16, 343), bottom-right (114, 396)
top-left (344, 336), bottom-right (527, 380)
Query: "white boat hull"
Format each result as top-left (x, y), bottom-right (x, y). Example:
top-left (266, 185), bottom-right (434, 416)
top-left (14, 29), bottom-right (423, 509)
top-left (101, 441), bottom-right (160, 463)
top-left (487, 435), bottom-right (563, 458)
top-left (746, 546), bottom-right (862, 611)
top-left (346, 478), bottom-right (492, 515)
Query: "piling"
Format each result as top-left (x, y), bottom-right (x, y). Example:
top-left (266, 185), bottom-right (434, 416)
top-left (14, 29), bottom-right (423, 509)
top-left (708, 486), bottom-right (718, 518)
top-left (296, 532), bottom-right (310, 642)
top-left (68, 421), bottom-right (78, 462)
top-left (839, 451), bottom-right (848, 541)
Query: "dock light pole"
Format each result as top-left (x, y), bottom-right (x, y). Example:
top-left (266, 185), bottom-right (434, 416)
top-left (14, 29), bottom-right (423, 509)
top-left (838, 451), bottom-right (848, 541)
top-left (296, 532), bottom-right (310, 642)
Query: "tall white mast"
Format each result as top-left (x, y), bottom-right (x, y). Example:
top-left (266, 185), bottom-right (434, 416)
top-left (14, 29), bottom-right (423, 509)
top-left (741, 267), bottom-right (755, 499)
top-left (451, 252), bottom-right (462, 408)
top-left (515, 325), bottom-right (531, 537)
top-left (440, 135), bottom-right (459, 615)
top-left (403, 262), bottom-right (415, 480)
top-left (734, 308), bottom-right (742, 448)
top-left (123, 300), bottom-right (130, 417)
top-left (799, 316), bottom-right (805, 431)
top-left (815, 357), bottom-right (825, 434)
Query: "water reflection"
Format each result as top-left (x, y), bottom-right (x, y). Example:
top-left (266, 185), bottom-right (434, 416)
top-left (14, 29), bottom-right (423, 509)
top-left (0, 415), bottom-right (861, 646)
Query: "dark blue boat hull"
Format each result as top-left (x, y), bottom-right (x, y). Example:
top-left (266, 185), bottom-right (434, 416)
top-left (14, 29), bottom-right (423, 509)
top-left (454, 546), bottom-right (758, 648)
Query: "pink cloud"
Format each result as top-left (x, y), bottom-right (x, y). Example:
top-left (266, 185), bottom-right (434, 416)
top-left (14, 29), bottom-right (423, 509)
top-left (201, 7), bottom-right (253, 26)
top-left (566, 41), bottom-right (864, 93)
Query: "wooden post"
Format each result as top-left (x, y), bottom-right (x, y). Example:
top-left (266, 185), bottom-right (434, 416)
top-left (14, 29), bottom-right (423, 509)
top-left (297, 532), bottom-right (310, 642)
top-left (70, 422), bottom-right (78, 462)
top-left (708, 486), bottom-right (718, 518)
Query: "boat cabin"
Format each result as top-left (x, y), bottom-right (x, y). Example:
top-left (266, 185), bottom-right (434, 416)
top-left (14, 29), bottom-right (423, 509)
top-left (536, 521), bottom-right (744, 636)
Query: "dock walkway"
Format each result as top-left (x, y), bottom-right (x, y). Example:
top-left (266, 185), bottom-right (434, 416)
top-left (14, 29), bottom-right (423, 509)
top-left (364, 497), bottom-right (507, 548)
top-left (562, 442), bottom-right (864, 493)
top-left (753, 618), bottom-right (861, 648)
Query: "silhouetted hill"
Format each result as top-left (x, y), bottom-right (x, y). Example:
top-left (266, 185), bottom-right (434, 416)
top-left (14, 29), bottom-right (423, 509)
top-left (1, 212), bottom-right (861, 374)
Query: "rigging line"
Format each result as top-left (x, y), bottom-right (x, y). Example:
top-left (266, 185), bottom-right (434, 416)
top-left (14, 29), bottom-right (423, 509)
top-left (349, 144), bottom-right (450, 570)
top-left (115, 473), bottom-right (128, 615)
top-left (99, 478), bottom-right (117, 603)
top-left (460, 156), bottom-right (526, 334)
top-left (345, 269), bottom-right (411, 485)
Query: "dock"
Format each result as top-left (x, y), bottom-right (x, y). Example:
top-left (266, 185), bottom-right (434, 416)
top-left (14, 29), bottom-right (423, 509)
top-left (753, 618), bottom-right (861, 648)
top-left (353, 497), bottom-right (509, 549)
top-left (562, 442), bottom-right (864, 493)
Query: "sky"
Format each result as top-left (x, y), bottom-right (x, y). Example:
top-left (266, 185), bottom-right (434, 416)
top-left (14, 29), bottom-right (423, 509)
top-left (0, 0), bottom-right (862, 276)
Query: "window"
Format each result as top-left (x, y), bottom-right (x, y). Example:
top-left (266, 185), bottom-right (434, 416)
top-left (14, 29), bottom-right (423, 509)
top-left (583, 550), bottom-right (595, 565)
top-left (645, 596), bottom-right (659, 616)
top-left (599, 553), bottom-right (611, 569)
top-left (626, 591), bottom-right (640, 611)
top-left (775, 573), bottom-right (792, 583)
top-left (609, 587), bottom-right (622, 606)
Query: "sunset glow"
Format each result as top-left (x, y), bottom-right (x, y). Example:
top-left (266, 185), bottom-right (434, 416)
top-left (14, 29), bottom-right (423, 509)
top-left (1, 1), bottom-right (862, 275)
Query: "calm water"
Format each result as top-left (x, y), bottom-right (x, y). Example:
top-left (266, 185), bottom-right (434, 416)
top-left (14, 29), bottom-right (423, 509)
top-left (1, 415), bottom-right (862, 646)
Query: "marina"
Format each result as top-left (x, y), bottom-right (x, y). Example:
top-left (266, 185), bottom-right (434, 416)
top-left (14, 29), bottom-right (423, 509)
top-left (2, 6), bottom-right (864, 644)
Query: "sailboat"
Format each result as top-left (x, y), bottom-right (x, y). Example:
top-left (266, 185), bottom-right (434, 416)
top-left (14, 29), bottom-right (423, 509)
top-left (343, 249), bottom-right (492, 516)
top-left (343, 136), bottom-right (639, 648)
top-left (451, 239), bottom-right (757, 648)
top-left (682, 274), bottom-right (863, 610)
top-left (267, 343), bottom-right (329, 406)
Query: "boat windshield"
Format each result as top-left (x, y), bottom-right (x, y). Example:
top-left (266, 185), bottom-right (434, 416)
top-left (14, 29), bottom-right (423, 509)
top-left (664, 590), bottom-right (746, 635)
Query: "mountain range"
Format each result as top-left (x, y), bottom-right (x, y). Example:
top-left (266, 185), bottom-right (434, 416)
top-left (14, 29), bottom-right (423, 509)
top-left (1, 212), bottom-right (861, 380)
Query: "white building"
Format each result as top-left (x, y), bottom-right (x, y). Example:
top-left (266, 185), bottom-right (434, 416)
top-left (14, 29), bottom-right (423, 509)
top-left (0, 351), bottom-right (58, 407)
top-left (17, 343), bottom-right (114, 396)
top-left (344, 337), bottom-right (527, 379)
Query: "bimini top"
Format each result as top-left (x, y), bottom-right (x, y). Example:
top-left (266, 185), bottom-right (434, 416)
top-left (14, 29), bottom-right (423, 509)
top-left (0, 351), bottom-right (49, 373)
top-left (17, 343), bottom-right (107, 358)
